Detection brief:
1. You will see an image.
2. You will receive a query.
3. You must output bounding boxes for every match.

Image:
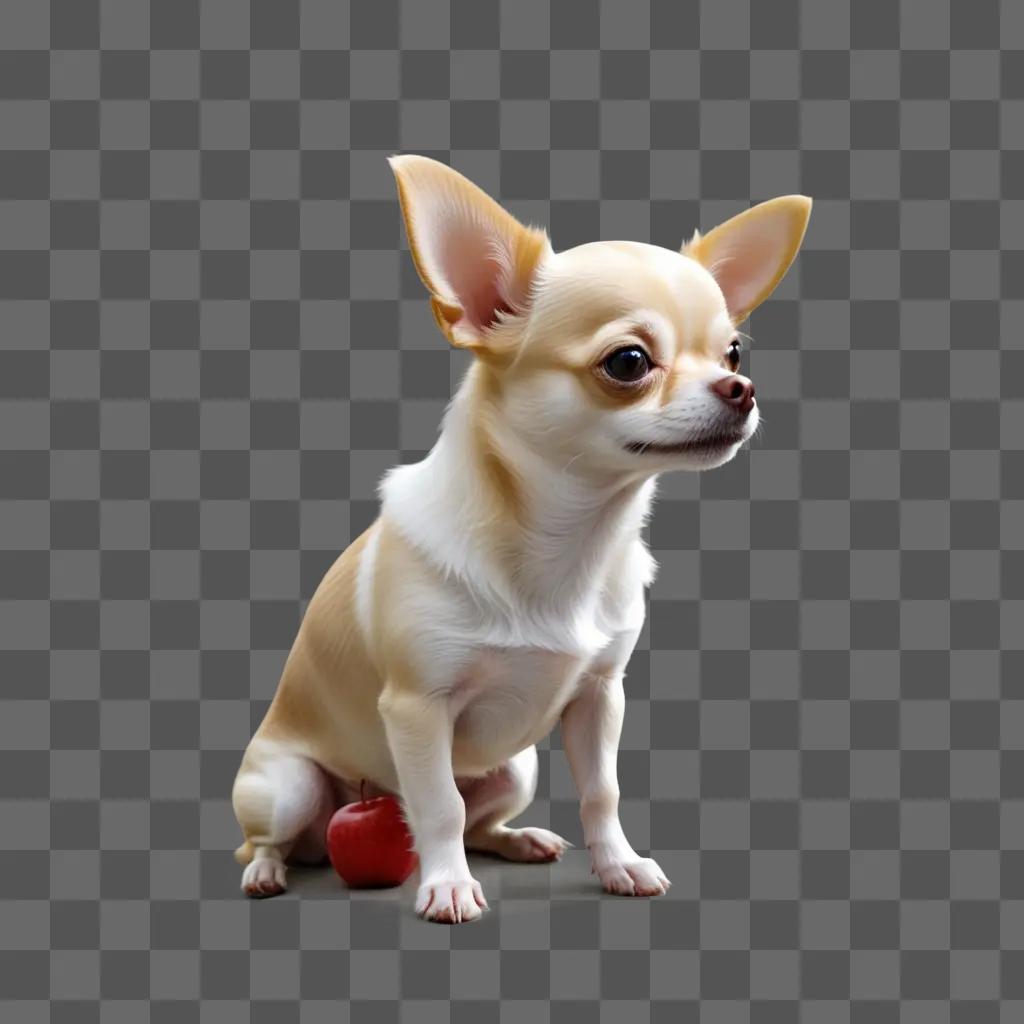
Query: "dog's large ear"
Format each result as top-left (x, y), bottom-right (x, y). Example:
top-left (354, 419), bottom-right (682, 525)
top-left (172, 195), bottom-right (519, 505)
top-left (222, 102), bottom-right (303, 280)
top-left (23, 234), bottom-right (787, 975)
top-left (388, 154), bottom-right (550, 351)
top-left (685, 196), bottom-right (812, 325)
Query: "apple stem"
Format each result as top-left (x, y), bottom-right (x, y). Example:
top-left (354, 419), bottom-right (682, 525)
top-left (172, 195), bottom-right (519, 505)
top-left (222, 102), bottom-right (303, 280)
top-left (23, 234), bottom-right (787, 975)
top-left (360, 778), bottom-right (365, 804)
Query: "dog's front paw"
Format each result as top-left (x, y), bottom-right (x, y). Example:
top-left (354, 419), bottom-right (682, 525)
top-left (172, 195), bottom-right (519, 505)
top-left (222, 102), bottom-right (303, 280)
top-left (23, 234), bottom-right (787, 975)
top-left (596, 857), bottom-right (671, 897)
top-left (416, 875), bottom-right (488, 923)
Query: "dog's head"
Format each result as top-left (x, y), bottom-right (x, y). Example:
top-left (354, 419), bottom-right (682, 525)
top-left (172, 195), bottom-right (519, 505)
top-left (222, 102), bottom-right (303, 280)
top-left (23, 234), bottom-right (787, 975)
top-left (390, 155), bottom-right (811, 475)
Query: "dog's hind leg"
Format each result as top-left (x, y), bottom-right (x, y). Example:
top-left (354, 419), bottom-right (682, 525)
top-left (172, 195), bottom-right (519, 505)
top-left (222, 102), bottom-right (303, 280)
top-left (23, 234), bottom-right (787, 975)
top-left (462, 746), bottom-right (571, 863)
top-left (232, 745), bottom-right (333, 897)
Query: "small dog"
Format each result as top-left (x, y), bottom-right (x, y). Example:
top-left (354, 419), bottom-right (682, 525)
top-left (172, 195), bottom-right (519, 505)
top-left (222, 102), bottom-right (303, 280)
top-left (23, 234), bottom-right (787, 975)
top-left (232, 155), bottom-right (811, 922)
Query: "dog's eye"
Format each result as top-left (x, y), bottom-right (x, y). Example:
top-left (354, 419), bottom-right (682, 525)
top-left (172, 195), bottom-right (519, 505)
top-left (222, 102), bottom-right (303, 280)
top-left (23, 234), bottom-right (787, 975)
top-left (603, 347), bottom-right (652, 383)
top-left (726, 340), bottom-right (741, 372)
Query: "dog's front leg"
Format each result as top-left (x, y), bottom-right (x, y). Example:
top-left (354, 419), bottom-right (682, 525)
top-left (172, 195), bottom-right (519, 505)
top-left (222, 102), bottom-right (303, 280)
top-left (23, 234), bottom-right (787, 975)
top-left (378, 686), bottom-right (487, 923)
top-left (561, 673), bottom-right (671, 897)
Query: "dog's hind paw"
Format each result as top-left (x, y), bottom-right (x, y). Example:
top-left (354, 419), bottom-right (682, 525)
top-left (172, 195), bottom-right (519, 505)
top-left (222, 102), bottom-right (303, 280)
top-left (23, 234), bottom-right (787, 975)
top-left (468, 825), bottom-right (571, 863)
top-left (242, 856), bottom-right (287, 898)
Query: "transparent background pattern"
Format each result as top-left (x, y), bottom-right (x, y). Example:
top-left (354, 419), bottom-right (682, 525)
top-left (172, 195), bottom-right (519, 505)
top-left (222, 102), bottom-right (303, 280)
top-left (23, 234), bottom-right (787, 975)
top-left (1, 0), bottom-right (1023, 1020)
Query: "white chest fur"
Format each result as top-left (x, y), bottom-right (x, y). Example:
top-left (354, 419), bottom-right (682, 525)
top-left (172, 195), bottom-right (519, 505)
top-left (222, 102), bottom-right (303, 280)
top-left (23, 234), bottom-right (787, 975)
top-left (450, 645), bottom-right (585, 773)
top-left (447, 605), bottom-right (645, 776)
top-left (371, 384), bottom-right (657, 775)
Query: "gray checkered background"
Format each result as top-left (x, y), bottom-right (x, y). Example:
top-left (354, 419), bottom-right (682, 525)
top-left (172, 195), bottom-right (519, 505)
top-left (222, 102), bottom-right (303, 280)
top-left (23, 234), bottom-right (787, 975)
top-left (2, 0), bottom-right (1023, 1020)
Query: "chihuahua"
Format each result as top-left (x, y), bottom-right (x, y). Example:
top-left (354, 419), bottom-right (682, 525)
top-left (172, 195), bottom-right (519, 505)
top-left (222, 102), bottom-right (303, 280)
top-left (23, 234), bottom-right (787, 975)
top-left (232, 155), bottom-right (811, 922)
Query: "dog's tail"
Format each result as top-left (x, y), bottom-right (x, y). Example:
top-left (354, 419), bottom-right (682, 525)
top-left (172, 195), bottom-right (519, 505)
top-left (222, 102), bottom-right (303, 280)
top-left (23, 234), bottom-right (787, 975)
top-left (234, 839), bottom-right (255, 866)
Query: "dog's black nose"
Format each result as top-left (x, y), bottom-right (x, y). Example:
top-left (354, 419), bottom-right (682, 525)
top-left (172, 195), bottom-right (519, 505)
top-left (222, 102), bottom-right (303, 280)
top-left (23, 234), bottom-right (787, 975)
top-left (710, 374), bottom-right (756, 414)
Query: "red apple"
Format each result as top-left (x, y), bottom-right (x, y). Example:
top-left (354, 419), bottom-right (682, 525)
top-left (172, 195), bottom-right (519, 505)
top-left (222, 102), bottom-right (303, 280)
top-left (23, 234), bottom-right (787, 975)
top-left (326, 793), bottom-right (418, 889)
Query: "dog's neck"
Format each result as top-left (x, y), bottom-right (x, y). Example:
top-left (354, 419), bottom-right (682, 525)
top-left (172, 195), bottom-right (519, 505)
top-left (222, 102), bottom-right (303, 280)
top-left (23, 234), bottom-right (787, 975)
top-left (380, 364), bottom-right (657, 617)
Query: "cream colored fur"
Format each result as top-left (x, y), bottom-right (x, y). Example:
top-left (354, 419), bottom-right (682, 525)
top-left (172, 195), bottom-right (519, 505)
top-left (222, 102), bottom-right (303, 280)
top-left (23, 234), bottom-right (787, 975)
top-left (232, 155), bottom-right (811, 922)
